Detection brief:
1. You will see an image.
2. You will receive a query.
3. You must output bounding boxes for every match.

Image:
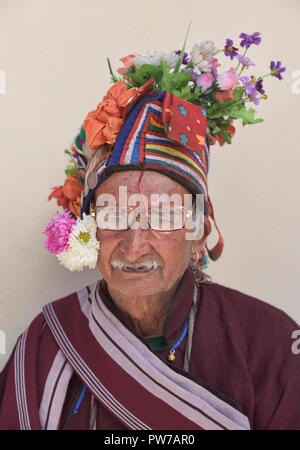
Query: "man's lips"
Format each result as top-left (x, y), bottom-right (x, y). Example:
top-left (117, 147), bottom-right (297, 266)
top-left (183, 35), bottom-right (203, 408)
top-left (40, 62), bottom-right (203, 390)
top-left (111, 258), bottom-right (160, 274)
top-left (121, 266), bottom-right (154, 273)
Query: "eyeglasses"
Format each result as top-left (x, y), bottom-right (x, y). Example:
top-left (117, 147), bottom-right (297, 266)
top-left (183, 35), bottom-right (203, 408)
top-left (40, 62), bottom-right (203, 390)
top-left (94, 204), bottom-right (195, 231)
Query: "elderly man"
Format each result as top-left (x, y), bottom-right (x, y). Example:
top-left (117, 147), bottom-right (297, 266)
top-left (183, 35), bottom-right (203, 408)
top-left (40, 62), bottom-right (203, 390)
top-left (1, 43), bottom-right (300, 430)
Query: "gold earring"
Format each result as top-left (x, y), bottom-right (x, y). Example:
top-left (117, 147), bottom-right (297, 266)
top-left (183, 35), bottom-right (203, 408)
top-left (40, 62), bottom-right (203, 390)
top-left (90, 203), bottom-right (96, 218)
top-left (192, 250), bottom-right (200, 264)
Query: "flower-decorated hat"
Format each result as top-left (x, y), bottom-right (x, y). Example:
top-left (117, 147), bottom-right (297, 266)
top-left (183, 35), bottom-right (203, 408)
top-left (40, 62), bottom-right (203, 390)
top-left (44, 27), bottom-right (285, 271)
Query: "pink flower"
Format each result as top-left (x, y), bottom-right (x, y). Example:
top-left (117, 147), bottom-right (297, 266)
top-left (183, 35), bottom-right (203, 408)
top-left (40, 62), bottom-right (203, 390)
top-left (196, 72), bottom-right (215, 92)
top-left (208, 57), bottom-right (220, 77)
top-left (216, 68), bottom-right (239, 90)
top-left (43, 210), bottom-right (76, 255)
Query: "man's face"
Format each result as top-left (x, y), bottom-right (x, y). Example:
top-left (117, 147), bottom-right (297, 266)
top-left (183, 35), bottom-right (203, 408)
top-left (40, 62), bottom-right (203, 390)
top-left (95, 170), bottom-right (202, 297)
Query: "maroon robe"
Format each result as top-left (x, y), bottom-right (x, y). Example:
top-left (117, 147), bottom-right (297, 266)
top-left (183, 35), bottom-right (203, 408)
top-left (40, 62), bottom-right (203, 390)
top-left (0, 267), bottom-right (299, 430)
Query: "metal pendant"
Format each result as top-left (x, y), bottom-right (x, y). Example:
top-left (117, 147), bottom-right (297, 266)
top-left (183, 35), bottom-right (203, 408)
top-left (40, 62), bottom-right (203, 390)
top-left (167, 350), bottom-right (176, 362)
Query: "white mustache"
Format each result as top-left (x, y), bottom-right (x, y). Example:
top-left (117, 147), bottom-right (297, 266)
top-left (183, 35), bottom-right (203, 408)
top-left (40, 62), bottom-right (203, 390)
top-left (111, 259), bottom-right (160, 270)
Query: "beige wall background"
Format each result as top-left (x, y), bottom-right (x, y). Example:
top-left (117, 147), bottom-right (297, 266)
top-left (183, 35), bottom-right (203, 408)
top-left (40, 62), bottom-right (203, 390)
top-left (0, 0), bottom-right (299, 369)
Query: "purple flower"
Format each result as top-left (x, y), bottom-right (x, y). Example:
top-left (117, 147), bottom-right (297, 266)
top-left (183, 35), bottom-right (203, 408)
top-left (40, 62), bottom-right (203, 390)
top-left (240, 75), bottom-right (261, 104)
top-left (224, 39), bottom-right (239, 60)
top-left (239, 32), bottom-right (262, 49)
top-left (240, 76), bottom-right (256, 96)
top-left (270, 61), bottom-right (286, 80)
top-left (183, 67), bottom-right (199, 83)
top-left (175, 50), bottom-right (189, 65)
top-left (43, 210), bottom-right (76, 254)
top-left (236, 54), bottom-right (255, 69)
top-left (255, 78), bottom-right (265, 94)
top-left (250, 93), bottom-right (261, 105)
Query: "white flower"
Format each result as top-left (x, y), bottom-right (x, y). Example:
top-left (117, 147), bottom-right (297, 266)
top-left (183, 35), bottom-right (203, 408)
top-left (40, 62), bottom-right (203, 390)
top-left (131, 51), bottom-right (164, 67)
top-left (198, 40), bottom-right (218, 59)
top-left (190, 41), bottom-right (218, 73)
top-left (161, 51), bottom-right (180, 69)
top-left (57, 213), bottom-right (100, 271)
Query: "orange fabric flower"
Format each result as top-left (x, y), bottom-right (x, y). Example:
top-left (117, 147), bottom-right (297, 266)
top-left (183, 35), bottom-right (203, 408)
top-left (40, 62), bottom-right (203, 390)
top-left (83, 80), bottom-right (155, 151)
top-left (83, 81), bottom-right (141, 150)
top-left (117, 55), bottom-right (135, 75)
top-left (84, 117), bottom-right (106, 149)
top-left (228, 125), bottom-right (236, 138)
top-left (215, 89), bottom-right (233, 103)
top-left (208, 134), bottom-right (216, 145)
top-left (62, 173), bottom-right (84, 201)
top-left (215, 133), bottom-right (226, 146)
top-left (104, 81), bottom-right (128, 101)
top-left (48, 173), bottom-right (83, 217)
top-left (68, 197), bottom-right (81, 217)
top-left (214, 125), bottom-right (235, 146)
top-left (48, 186), bottom-right (69, 209)
top-left (83, 81), bottom-right (127, 150)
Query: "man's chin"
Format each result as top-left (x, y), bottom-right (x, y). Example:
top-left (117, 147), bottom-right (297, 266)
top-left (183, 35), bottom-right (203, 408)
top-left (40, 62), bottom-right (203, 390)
top-left (108, 273), bottom-right (164, 296)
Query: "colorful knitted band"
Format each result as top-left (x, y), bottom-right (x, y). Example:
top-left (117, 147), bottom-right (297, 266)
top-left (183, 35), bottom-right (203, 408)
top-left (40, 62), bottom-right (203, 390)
top-left (81, 91), bottom-right (210, 217)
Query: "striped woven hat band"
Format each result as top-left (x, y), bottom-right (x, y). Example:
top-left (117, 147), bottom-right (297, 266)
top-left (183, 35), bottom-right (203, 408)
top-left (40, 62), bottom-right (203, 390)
top-left (80, 91), bottom-right (210, 217)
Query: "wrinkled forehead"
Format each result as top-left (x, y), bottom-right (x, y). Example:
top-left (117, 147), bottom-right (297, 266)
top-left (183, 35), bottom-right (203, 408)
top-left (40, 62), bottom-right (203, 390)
top-left (95, 170), bottom-right (192, 200)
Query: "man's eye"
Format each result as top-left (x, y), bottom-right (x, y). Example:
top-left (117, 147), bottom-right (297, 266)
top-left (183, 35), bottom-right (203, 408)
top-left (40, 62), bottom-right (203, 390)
top-left (150, 208), bottom-right (185, 227)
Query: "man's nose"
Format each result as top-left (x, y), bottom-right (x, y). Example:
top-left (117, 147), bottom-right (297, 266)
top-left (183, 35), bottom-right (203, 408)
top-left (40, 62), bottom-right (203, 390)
top-left (119, 227), bottom-right (153, 262)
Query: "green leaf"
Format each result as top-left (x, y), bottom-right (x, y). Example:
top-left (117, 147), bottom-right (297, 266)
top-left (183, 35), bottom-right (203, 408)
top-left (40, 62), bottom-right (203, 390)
top-left (216, 117), bottom-right (232, 128)
top-left (206, 100), bottom-right (237, 118)
top-left (207, 119), bottom-right (221, 135)
top-left (65, 168), bottom-right (79, 175)
top-left (232, 85), bottom-right (245, 101)
top-left (207, 86), bottom-right (246, 118)
top-left (160, 60), bottom-right (172, 91)
top-left (125, 64), bottom-right (163, 87)
top-left (173, 85), bottom-right (193, 100)
top-left (171, 71), bottom-right (191, 90)
top-left (106, 57), bottom-right (118, 83)
top-left (173, 20), bottom-right (192, 73)
top-left (227, 105), bottom-right (264, 125)
top-left (218, 127), bottom-right (233, 144)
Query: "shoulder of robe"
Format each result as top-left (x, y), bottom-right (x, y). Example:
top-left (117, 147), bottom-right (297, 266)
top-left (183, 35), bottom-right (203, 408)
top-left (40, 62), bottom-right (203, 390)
top-left (196, 280), bottom-right (299, 349)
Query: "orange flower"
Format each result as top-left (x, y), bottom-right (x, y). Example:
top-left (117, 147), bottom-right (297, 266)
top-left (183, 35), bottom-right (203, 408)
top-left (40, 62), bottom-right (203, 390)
top-left (83, 81), bottom-right (126, 150)
top-left (215, 89), bottom-right (233, 103)
top-left (83, 80), bottom-right (155, 151)
top-left (215, 133), bottom-right (226, 146)
top-left (228, 125), bottom-right (236, 137)
top-left (48, 174), bottom-right (83, 217)
top-left (102, 117), bottom-right (124, 144)
top-left (117, 55), bottom-right (135, 75)
top-left (104, 81), bottom-right (128, 102)
top-left (48, 186), bottom-right (69, 209)
top-left (208, 134), bottom-right (216, 145)
top-left (84, 118), bottom-right (106, 149)
top-left (62, 173), bottom-right (84, 201)
top-left (68, 197), bottom-right (81, 217)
